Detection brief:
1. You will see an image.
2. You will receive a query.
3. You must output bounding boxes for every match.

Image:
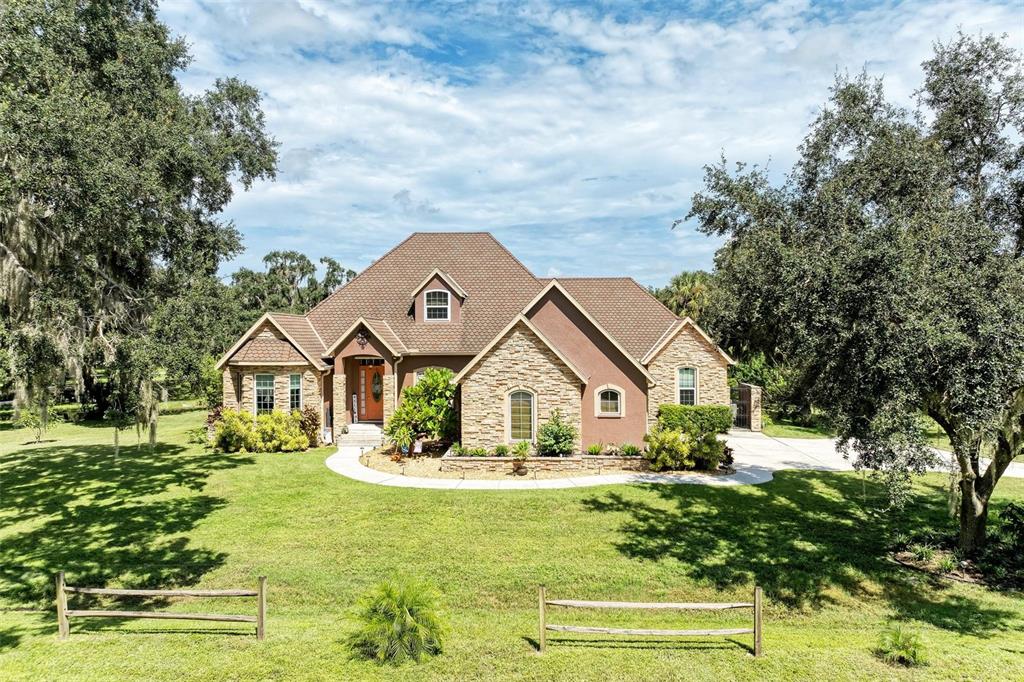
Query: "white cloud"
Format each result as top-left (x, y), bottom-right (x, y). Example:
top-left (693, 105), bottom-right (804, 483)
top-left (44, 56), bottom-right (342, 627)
top-left (158, 0), bottom-right (1023, 285)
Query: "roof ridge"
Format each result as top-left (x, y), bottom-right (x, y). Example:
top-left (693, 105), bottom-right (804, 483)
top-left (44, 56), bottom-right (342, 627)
top-left (625, 277), bottom-right (681, 320)
top-left (305, 233), bottom-right (418, 321)
top-left (483, 232), bottom-right (540, 282)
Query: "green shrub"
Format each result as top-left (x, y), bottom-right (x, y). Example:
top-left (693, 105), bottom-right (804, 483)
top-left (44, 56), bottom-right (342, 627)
top-left (186, 426), bottom-right (209, 446)
top-left (512, 440), bottom-right (531, 458)
top-left (876, 623), bottom-right (926, 666)
top-left (212, 409), bottom-right (308, 453)
top-left (657, 404), bottom-right (732, 435)
top-left (348, 577), bottom-right (445, 665)
top-left (449, 442), bottom-right (464, 456)
top-left (586, 443), bottom-right (603, 456)
top-left (690, 432), bottom-right (725, 471)
top-left (643, 426), bottom-right (693, 471)
top-left (299, 406), bottom-right (321, 448)
top-left (938, 556), bottom-right (957, 573)
top-left (536, 409), bottom-right (576, 457)
top-left (604, 443), bottom-right (621, 456)
top-left (213, 409), bottom-right (254, 452)
top-left (467, 447), bottom-right (488, 457)
top-left (910, 543), bottom-right (935, 563)
top-left (493, 444), bottom-right (509, 457)
top-left (199, 355), bottom-right (223, 408)
top-left (15, 410), bottom-right (43, 443)
top-left (620, 443), bottom-right (642, 457)
top-left (251, 411), bottom-right (309, 452)
top-left (385, 368), bottom-right (457, 447)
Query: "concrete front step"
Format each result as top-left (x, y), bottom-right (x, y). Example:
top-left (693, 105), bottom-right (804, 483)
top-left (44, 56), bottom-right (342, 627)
top-left (337, 423), bottom-right (383, 448)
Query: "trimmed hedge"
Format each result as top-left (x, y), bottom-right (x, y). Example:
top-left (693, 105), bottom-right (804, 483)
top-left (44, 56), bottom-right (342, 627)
top-left (657, 404), bottom-right (732, 434)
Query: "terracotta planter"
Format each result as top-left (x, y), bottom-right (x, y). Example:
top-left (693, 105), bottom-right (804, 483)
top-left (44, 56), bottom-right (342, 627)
top-left (512, 460), bottom-right (528, 475)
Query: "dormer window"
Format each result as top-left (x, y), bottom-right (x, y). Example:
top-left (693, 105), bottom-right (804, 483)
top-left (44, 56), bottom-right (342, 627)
top-left (425, 290), bottom-right (450, 321)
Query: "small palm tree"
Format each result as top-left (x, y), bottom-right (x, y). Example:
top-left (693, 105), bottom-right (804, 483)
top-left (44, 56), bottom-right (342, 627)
top-left (652, 271), bottom-right (714, 320)
top-left (348, 577), bottom-right (445, 665)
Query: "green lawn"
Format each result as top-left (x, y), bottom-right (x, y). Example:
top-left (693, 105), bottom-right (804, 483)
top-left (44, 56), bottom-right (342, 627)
top-left (2, 413), bottom-right (1022, 681)
top-left (761, 417), bottom-right (834, 439)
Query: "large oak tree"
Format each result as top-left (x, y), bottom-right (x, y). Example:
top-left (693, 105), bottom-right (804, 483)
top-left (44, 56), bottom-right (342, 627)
top-left (688, 32), bottom-right (1023, 552)
top-left (1, 0), bottom-right (277, 429)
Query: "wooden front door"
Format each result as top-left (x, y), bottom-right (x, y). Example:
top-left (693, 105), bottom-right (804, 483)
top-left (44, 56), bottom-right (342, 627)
top-left (359, 363), bottom-right (385, 421)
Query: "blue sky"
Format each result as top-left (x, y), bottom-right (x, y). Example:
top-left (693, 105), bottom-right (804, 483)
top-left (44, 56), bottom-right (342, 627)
top-left (159, 0), bottom-right (1022, 287)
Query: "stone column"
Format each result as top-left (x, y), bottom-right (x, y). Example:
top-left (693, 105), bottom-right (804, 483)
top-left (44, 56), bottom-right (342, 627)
top-left (222, 369), bottom-right (238, 410)
top-left (744, 383), bottom-right (763, 432)
top-left (382, 373), bottom-right (396, 425)
top-left (332, 369), bottom-right (347, 434)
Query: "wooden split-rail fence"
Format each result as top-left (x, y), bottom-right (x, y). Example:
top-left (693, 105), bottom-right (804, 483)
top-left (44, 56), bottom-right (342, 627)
top-left (55, 572), bottom-right (267, 640)
top-left (538, 585), bottom-right (763, 656)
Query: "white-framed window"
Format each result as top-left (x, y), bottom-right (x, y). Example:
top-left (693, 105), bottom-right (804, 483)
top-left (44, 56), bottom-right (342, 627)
top-left (425, 290), bottom-right (450, 321)
top-left (677, 367), bottom-right (697, 406)
top-left (599, 390), bottom-right (621, 416)
top-left (255, 374), bottom-right (275, 414)
top-left (594, 383), bottom-right (624, 417)
top-left (289, 373), bottom-right (302, 411)
top-left (508, 390), bottom-right (535, 441)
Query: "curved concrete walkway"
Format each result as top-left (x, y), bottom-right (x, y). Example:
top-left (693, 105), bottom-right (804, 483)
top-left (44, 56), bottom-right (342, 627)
top-left (324, 430), bottom-right (1024, 491)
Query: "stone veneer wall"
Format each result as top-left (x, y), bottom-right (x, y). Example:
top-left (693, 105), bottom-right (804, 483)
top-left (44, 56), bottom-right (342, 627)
top-left (460, 322), bottom-right (582, 451)
top-left (383, 373), bottom-right (396, 425)
top-left (332, 370), bottom-right (346, 428)
top-left (440, 455), bottom-right (649, 473)
top-left (646, 327), bottom-right (730, 427)
top-left (222, 366), bottom-right (320, 415)
top-left (743, 382), bottom-right (763, 432)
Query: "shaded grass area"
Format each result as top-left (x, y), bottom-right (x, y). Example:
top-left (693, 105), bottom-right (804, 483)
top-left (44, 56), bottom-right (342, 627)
top-left (1, 412), bottom-right (1022, 680)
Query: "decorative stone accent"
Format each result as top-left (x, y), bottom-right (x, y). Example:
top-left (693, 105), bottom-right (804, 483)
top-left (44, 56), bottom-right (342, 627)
top-left (383, 373), bottom-right (396, 425)
top-left (460, 322), bottom-right (582, 451)
top-left (332, 370), bottom-right (347, 427)
top-left (222, 366), bottom-right (320, 415)
top-left (646, 326), bottom-right (730, 427)
top-left (440, 455), bottom-right (649, 473)
top-left (743, 382), bottom-right (763, 432)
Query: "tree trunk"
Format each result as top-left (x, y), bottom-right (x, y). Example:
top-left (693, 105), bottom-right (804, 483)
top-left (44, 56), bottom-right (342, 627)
top-left (958, 478), bottom-right (988, 553)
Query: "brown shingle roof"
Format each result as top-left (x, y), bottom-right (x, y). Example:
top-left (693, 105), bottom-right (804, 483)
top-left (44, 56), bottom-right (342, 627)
top-left (307, 233), bottom-right (544, 355)
top-left (538, 277), bottom-right (680, 361)
top-left (229, 331), bottom-right (307, 365)
top-left (227, 233), bottom-right (689, 365)
top-left (269, 313), bottom-right (326, 365)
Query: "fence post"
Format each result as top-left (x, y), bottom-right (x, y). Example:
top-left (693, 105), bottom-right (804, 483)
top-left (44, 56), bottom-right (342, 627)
top-left (753, 586), bottom-right (763, 657)
top-left (257, 576), bottom-right (267, 641)
top-left (56, 572), bottom-right (69, 640)
top-left (538, 585), bottom-right (546, 653)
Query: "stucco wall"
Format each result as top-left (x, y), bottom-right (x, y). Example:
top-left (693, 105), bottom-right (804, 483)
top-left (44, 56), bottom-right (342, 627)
top-left (646, 326), bottom-right (730, 426)
top-left (222, 366), bottom-right (320, 415)
top-left (526, 288), bottom-right (649, 450)
top-left (397, 355), bottom-right (471, 395)
top-left (460, 321), bottom-right (582, 451)
top-left (413, 274), bottom-right (462, 323)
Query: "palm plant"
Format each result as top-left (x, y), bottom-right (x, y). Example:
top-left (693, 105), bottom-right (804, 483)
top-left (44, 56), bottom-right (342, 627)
top-left (348, 577), bottom-right (445, 665)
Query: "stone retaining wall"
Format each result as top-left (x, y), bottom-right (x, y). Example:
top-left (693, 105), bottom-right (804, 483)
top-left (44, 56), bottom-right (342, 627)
top-left (440, 454), bottom-right (649, 473)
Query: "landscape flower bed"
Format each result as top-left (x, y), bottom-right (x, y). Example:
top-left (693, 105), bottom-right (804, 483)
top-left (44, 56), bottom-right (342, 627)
top-left (439, 451), bottom-right (649, 473)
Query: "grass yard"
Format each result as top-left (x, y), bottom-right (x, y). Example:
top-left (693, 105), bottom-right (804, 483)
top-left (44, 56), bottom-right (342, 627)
top-left (2, 412), bottom-right (1023, 681)
top-left (761, 417), bottom-right (834, 439)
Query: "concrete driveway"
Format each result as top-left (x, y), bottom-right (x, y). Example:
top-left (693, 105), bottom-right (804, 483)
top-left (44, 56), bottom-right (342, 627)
top-left (324, 431), bottom-right (1023, 490)
top-left (728, 429), bottom-right (1024, 479)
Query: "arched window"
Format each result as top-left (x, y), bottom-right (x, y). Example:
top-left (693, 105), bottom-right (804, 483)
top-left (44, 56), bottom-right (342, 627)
top-left (425, 290), bottom-right (450, 320)
top-left (594, 384), bottom-right (624, 417)
top-left (509, 390), bottom-right (534, 441)
top-left (599, 389), bottom-right (621, 416)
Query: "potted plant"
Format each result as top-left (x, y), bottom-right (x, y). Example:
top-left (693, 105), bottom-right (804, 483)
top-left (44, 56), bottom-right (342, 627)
top-left (511, 441), bottom-right (530, 475)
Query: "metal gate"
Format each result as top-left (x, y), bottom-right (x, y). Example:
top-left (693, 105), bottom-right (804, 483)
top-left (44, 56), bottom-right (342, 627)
top-left (731, 385), bottom-right (751, 429)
